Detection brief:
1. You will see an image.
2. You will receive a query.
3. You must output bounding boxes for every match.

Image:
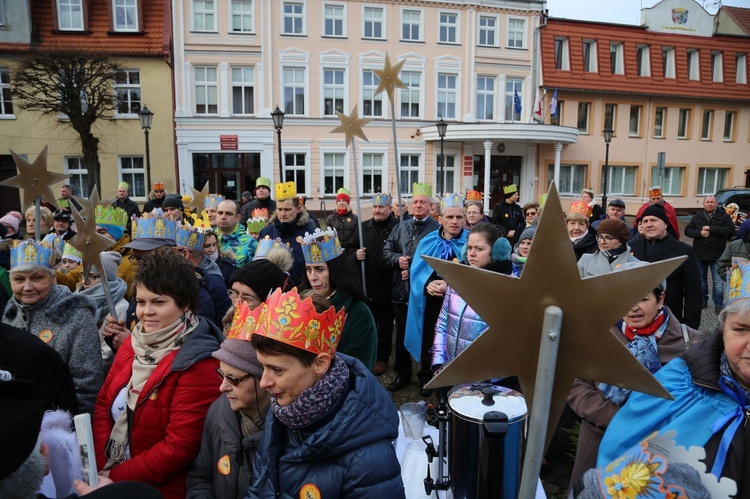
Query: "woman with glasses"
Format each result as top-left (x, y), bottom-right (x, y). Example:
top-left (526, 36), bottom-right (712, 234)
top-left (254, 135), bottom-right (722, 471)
top-left (93, 247), bottom-right (223, 498)
top-left (464, 200), bottom-right (490, 228)
top-left (577, 218), bottom-right (639, 278)
top-left (522, 202), bottom-right (540, 227)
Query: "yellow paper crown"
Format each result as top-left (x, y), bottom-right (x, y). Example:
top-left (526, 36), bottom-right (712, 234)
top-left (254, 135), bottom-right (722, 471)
top-left (503, 184), bottom-right (518, 195)
top-left (189, 211), bottom-right (212, 232)
top-left (466, 190), bottom-right (482, 202)
top-left (275, 181), bottom-right (297, 201)
top-left (412, 182), bottom-right (432, 197)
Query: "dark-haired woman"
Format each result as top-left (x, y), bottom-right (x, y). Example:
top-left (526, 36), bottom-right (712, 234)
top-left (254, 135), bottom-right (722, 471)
top-left (93, 247), bottom-right (223, 498)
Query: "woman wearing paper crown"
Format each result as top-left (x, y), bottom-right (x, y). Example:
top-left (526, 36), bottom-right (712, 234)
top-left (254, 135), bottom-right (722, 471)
top-left (246, 288), bottom-right (405, 498)
top-left (299, 227), bottom-right (378, 369)
top-left (567, 210), bottom-right (598, 261)
top-left (187, 301), bottom-right (271, 498)
top-left (2, 239), bottom-right (102, 414)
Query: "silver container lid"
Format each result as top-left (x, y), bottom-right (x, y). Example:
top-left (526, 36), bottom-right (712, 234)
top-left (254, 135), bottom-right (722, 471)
top-left (448, 383), bottom-right (527, 423)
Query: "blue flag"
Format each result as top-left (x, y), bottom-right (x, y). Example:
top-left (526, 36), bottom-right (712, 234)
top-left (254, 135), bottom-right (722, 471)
top-left (514, 89), bottom-right (522, 115)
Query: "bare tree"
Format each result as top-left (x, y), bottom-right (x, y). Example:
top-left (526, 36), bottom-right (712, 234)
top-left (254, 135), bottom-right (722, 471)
top-left (12, 51), bottom-right (122, 196)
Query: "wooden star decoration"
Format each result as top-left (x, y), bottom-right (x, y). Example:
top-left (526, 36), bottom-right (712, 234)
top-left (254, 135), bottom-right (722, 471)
top-left (0, 146), bottom-right (69, 210)
top-left (188, 182), bottom-right (210, 212)
top-left (373, 51), bottom-right (408, 102)
top-left (73, 188), bottom-right (114, 220)
top-left (68, 203), bottom-right (115, 280)
top-left (424, 183), bottom-right (685, 451)
top-left (331, 106), bottom-right (370, 146)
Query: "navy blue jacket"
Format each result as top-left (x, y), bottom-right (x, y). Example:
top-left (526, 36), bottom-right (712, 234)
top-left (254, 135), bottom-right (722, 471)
top-left (258, 209), bottom-right (316, 282)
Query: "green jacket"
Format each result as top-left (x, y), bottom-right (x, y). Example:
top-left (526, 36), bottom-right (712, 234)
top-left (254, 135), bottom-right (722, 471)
top-left (217, 224), bottom-right (256, 266)
top-left (328, 289), bottom-right (377, 370)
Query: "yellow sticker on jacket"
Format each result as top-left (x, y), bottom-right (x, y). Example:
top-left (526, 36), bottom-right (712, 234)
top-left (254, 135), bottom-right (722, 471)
top-left (148, 390), bottom-right (158, 401)
top-left (217, 455), bottom-right (231, 475)
top-left (38, 330), bottom-right (53, 343)
top-left (300, 483), bottom-right (321, 499)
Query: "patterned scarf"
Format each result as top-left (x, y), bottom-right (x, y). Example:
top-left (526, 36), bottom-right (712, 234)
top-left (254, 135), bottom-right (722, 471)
top-left (272, 356), bottom-right (349, 429)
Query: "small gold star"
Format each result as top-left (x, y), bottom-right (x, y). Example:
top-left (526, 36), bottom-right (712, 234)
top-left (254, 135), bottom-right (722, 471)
top-left (425, 184), bottom-right (683, 450)
top-left (188, 182), bottom-right (210, 212)
top-left (68, 203), bottom-right (115, 280)
top-left (0, 147), bottom-right (69, 210)
top-left (331, 106), bottom-right (370, 146)
top-left (373, 52), bottom-right (408, 102)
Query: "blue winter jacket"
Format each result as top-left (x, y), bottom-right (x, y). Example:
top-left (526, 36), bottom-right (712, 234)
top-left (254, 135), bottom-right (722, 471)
top-left (244, 354), bottom-right (405, 499)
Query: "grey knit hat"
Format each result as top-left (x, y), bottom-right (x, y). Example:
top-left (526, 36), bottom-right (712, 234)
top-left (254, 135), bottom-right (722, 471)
top-left (212, 339), bottom-right (264, 379)
top-left (92, 251), bottom-right (121, 281)
top-left (519, 226), bottom-right (536, 242)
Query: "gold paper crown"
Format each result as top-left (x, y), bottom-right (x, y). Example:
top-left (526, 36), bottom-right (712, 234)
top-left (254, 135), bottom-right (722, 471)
top-left (466, 190), bottom-right (482, 202)
top-left (412, 182), bottom-right (432, 197)
top-left (190, 211), bottom-right (212, 232)
top-left (569, 200), bottom-right (593, 218)
top-left (503, 184), bottom-right (518, 195)
top-left (226, 300), bottom-right (266, 341)
top-left (275, 181), bottom-right (297, 201)
top-left (649, 186), bottom-right (663, 197)
top-left (252, 288), bottom-right (346, 356)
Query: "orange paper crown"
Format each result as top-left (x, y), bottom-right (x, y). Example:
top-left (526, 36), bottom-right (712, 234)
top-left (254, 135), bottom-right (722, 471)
top-left (466, 190), bottom-right (482, 202)
top-left (252, 208), bottom-right (269, 220)
top-left (253, 288), bottom-right (345, 356)
top-left (226, 301), bottom-right (267, 341)
top-left (649, 185), bottom-right (662, 197)
top-left (569, 200), bottom-right (593, 218)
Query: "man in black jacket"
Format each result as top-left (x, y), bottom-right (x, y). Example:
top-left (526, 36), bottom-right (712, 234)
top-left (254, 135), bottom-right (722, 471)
top-left (628, 204), bottom-right (702, 329)
top-left (491, 184), bottom-right (524, 245)
top-left (112, 181), bottom-right (141, 220)
top-left (684, 195), bottom-right (735, 313)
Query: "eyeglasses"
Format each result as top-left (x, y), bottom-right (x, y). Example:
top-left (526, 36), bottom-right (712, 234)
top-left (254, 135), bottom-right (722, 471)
top-left (216, 368), bottom-right (253, 386)
top-left (227, 289), bottom-right (261, 306)
top-left (596, 234), bottom-right (616, 243)
top-left (526, 211), bottom-right (537, 217)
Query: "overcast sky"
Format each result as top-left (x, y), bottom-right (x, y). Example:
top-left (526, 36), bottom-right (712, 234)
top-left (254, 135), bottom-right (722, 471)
top-left (545, 0), bottom-right (749, 26)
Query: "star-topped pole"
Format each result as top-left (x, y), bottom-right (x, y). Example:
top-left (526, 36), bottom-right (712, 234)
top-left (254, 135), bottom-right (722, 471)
top-left (73, 188), bottom-right (114, 220)
top-left (188, 181), bottom-right (210, 213)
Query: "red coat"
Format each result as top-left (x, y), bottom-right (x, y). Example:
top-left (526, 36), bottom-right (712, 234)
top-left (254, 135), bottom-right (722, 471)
top-left (634, 201), bottom-right (681, 239)
top-left (93, 319), bottom-right (222, 499)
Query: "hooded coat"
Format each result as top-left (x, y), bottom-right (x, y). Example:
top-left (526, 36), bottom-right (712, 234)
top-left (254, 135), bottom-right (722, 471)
top-left (258, 207), bottom-right (317, 282)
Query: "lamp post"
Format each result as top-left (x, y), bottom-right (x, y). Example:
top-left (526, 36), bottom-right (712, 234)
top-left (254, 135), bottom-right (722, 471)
top-left (271, 105), bottom-right (285, 182)
top-left (138, 106), bottom-right (154, 194)
top-left (436, 118), bottom-right (448, 196)
top-left (602, 127), bottom-right (614, 209)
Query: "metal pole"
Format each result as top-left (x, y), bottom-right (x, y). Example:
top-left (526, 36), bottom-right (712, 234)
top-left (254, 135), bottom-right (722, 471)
top-left (439, 136), bottom-right (445, 196)
top-left (277, 128), bottom-right (284, 183)
top-left (144, 128), bottom-right (151, 194)
top-left (350, 138), bottom-right (367, 295)
top-left (602, 142), bottom-right (610, 209)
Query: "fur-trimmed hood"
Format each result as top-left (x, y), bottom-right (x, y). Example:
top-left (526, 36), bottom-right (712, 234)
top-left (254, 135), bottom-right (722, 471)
top-left (268, 206), bottom-right (310, 227)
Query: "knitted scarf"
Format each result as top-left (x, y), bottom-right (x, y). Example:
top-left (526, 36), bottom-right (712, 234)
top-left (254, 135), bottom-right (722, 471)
top-left (104, 310), bottom-right (199, 470)
top-left (77, 277), bottom-right (128, 324)
top-left (272, 355), bottom-right (349, 429)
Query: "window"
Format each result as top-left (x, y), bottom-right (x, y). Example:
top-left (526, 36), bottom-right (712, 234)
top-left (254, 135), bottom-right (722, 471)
top-left (478, 15), bottom-right (497, 47)
top-left (662, 47), bottom-right (675, 78)
top-left (554, 37), bottom-right (569, 70)
top-left (0, 1), bottom-right (6, 26)
top-left (650, 165), bottom-right (683, 196)
top-left (687, 49), bottom-right (699, 80)
top-left (507, 18), bottom-right (525, 48)
top-left (362, 153), bottom-right (384, 194)
top-left (712, 51), bottom-right (723, 82)
top-left (192, 0), bottom-right (215, 31)
top-left (604, 103), bottom-right (617, 132)
top-left (437, 73), bottom-right (457, 120)
top-left (282, 1), bottom-right (304, 35)
top-left (113, 0), bottom-right (138, 31)
top-left (114, 69), bottom-right (141, 116)
top-left (629, 105), bottom-right (642, 137)
top-left (736, 54), bottom-right (747, 84)
top-left (363, 6), bottom-right (383, 39)
top-left (283, 67), bottom-right (305, 115)
top-left (399, 71), bottom-right (420, 118)
top-left (697, 168), bottom-right (728, 196)
top-left (607, 166), bottom-right (636, 196)
top-left (476, 76), bottom-right (495, 121)
top-left (583, 40), bottom-right (597, 72)
top-left (402, 9), bottom-right (421, 41)
top-left (194, 66), bottom-right (218, 114)
top-left (57, 0), bottom-right (84, 30)
top-left (577, 102), bottom-right (590, 133)
top-left (323, 69), bottom-right (344, 116)
top-left (284, 153), bottom-right (306, 196)
top-left (0, 68), bottom-right (13, 116)
top-left (724, 111), bottom-right (736, 142)
top-left (65, 157), bottom-right (88, 197)
top-left (653, 106), bottom-right (666, 138)
top-left (400, 154), bottom-right (420, 195)
top-left (610, 42), bottom-right (623, 75)
top-left (701, 109), bottom-right (713, 140)
top-left (550, 100), bottom-right (563, 126)
top-left (231, 0), bottom-right (253, 33)
top-left (436, 155), bottom-right (455, 195)
top-left (120, 156), bottom-right (145, 198)
top-left (547, 164), bottom-right (586, 195)
top-left (505, 78), bottom-right (523, 122)
top-left (323, 152), bottom-right (346, 195)
top-left (323, 4), bottom-right (345, 37)
top-left (231, 67), bottom-right (254, 115)
top-left (438, 11), bottom-right (458, 44)
top-left (637, 45), bottom-right (650, 77)
top-left (677, 108), bottom-right (690, 139)
top-left (362, 69), bottom-right (382, 118)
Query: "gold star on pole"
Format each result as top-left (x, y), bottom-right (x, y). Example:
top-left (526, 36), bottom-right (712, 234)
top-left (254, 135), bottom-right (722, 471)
top-left (73, 188), bottom-right (114, 220)
top-left (373, 51), bottom-right (408, 102)
top-left (188, 182), bottom-right (210, 212)
top-left (68, 203), bottom-right (115, 280)
top-left (425, 184), bottom-right (684, 450)
top-left (331, 106), bottom-right (370, 146)
top-left (0, 147), bottom-right (69, 210)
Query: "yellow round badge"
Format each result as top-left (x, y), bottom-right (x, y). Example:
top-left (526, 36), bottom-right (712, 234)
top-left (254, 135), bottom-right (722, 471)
top-left (38, 330), bottom-right (53, 343)
top-left (217, 455), bottom-right (231, 476)
top-left (299, 483), bottom-right (321, 499)
top-left (346, 218), bottom-right (351, 222)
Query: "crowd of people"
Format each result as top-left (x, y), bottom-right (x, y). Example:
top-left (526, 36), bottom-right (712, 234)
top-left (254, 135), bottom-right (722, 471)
top-left (3, 178), bottom-right (750, 498)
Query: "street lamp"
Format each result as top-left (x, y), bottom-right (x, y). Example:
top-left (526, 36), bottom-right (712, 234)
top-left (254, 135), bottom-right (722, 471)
top-left (602, 127), bottom-right (614, 209)
top-left (138, 106), bottom-right (154, 194)
top-left (436, 118), bottom-right (448, 196)
top-left (271, 105), bottom-right (285, 182)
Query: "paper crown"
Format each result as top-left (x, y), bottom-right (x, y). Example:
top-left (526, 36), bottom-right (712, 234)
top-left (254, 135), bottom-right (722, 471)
top-left (300, 227), bottom-right (343, 264)
top-left (10, 239), bottom-right (56, 270)
top-left (275, 181), bottom-right (297, 201)
top-left (153, 182), bottom-right (164, 191)
top-left (569, 200), bottom-right (593, 218)
top-left (503, 184), bottom-right (518, 195)
top-left (649, 185), bottom-right (663, 197)
top-left (118, 181), bottom-right (129, 190)
top-left (131, 209), bottom-right (178, 241)
top-left (372, 193), bottom-right (392, 206)
top-left (412, 182), bottom-right (432, 197)
top-left (61, 242), bottom-right (82, 262)
top-left (252, 287), bottom-right (346, 356)
top-left (176, 224), bottom-right (205, 251)
top-left (252, 208), bottom-right (269, 220)
top-left (466, 190), bottom-right (482, 202)
top-left (189, 211), bottom-right (212, 232)
top-left (94, 205), bottom-right (129, 228)
top-left (41, 233), bottom-right (63, 257)
top-left (727, 259), bottom-right (750, 305)
top-left (441, 193), bottom-right (464, 210)
top-left (256, 177), bottom-right (271, 189)
top-left (204, 194), bottom-right (224, 210)
top-left (256, 235), bottom-right (292, 259)
top-left (226, 300), bottom-right (266, 341)
top-left (246, 216), bottom-right (268, 234)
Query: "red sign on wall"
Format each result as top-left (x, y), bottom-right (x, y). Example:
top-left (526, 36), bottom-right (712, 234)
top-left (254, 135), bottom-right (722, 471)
top-left (220, 135), bottom-right (238, 150)
top-left (463, 156), bottom-right (473, 176)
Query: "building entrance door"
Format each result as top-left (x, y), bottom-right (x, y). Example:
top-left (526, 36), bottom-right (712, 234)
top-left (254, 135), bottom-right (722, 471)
top-left (192, 153), bottom-right (261, 201)
top-left (473, 155), bottom-right (522, 209)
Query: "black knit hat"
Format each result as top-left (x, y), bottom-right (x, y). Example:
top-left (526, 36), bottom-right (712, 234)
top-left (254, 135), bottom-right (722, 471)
top-left (162, 194), bottom-right (184, 211)
top-left (640, 203), bottom-right (670, 227)
top-left (230, 258), bottom-right (289, 301)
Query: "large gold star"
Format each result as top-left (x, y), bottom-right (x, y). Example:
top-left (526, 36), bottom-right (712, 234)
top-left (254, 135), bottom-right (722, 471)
top-left (188, 182), bottom-right (210, 212)
top-left (68, 203), bottom-right (115, 280)
top-left (424, 184), bottom-right (685, 450)
top-left (373, 51), bottom-right (408, 102)
top-left (0, 147), bottom-right (69, 210)
top-left (331, 106), bottom-right (370, 146)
